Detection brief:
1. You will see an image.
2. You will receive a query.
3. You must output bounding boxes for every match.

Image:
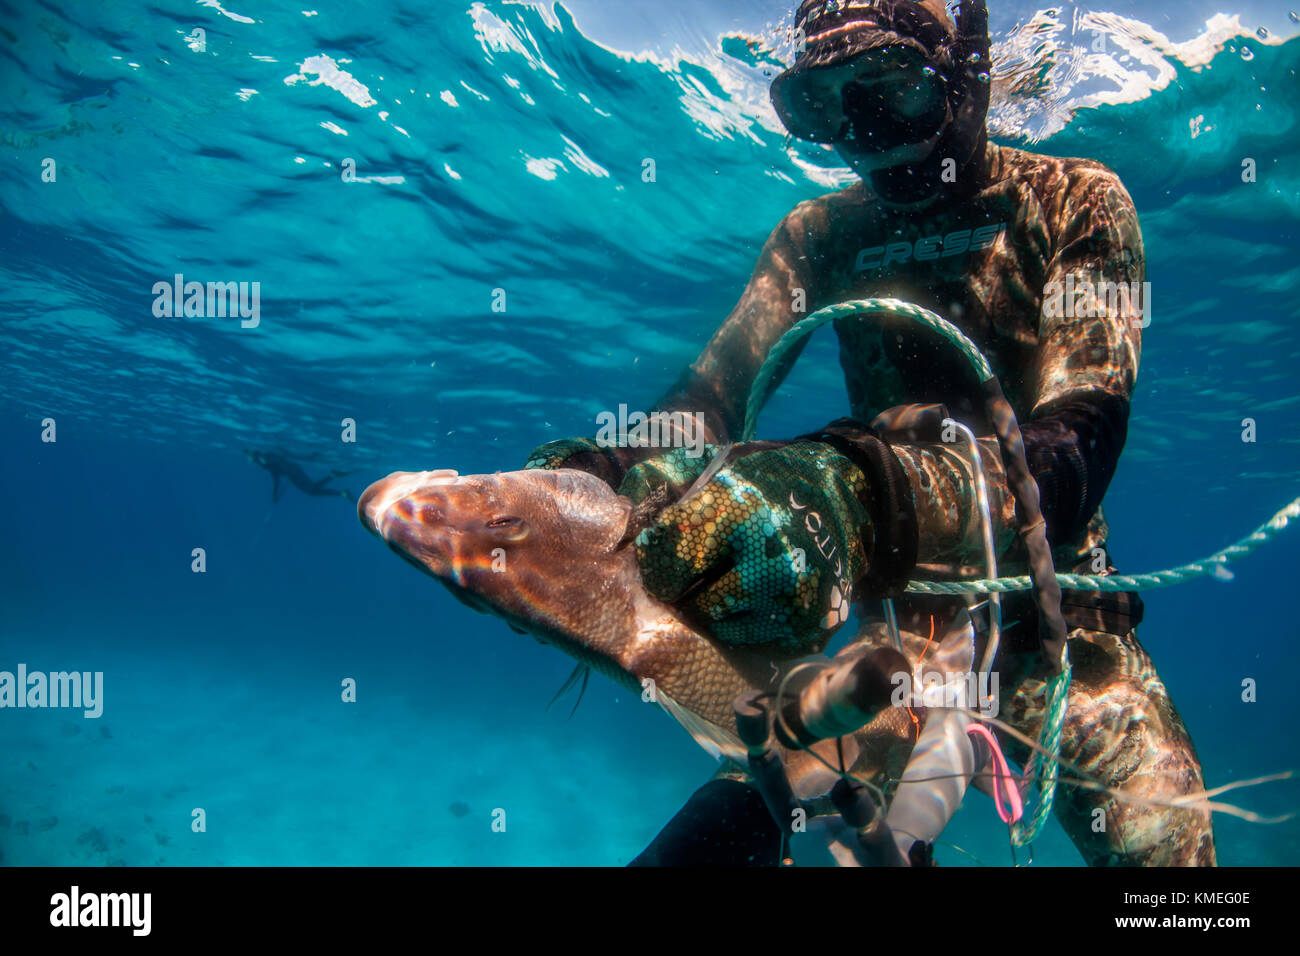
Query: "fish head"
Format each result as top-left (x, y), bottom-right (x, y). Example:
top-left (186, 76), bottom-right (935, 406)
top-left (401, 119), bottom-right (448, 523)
top-left (359, 468), bottom-right (640, 670)
top-left (358, 466), bottom-right (884, 784)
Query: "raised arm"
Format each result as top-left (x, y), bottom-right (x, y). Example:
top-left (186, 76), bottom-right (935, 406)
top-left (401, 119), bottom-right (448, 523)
top-left (885, 162), bottom-right (1145, 571)
top-left (524, 200), bottom-right (827, 483)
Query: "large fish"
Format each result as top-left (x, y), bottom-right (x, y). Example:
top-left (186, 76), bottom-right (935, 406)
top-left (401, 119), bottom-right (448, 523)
top-left (357, 467), bottom-right (920, 800)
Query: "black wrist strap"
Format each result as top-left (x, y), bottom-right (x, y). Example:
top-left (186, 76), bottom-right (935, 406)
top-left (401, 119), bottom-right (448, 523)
top-left (796, 417), bottom-right (919, 598)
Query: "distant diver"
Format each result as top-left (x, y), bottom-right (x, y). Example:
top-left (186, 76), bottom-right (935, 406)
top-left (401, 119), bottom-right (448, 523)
top-left (245, 448), bottom-right (356, 503)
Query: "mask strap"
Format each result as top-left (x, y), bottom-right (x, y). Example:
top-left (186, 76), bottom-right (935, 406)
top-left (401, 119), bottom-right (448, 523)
top-left (955, 0), bottom-right (990, 80)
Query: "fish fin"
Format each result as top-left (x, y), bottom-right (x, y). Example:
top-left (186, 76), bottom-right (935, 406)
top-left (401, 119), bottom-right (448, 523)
top-left (657, 690), bottom-right (747, 764)
top-left (568, 667), bottom-right (590, 720)
top-left (679, 442), bottom-right (735, 504)
top-left (629, 778), bottom-right (783, 867)
top-left (615, 442), bottom-right (736, 550)
top-left (616, 483), bottom-right (672, 550)
top-left (546, 663), bottom-right (588, 713)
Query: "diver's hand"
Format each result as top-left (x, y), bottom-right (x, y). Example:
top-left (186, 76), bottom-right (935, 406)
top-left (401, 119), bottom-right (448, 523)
top-left (523, 436), bottom-right (601, 471)
top-left (621, 442), bottom-right (873, 652)
top-left (524, 413), bottom-right (720, 487)
top-left (523, 436), bottom-right (655, 488)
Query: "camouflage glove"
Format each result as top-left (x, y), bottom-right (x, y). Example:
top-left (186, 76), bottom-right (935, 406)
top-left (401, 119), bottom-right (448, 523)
top-left (523, 436), bottom-right (652, 489)
top-left (620, 442), bottom-right (875, 653)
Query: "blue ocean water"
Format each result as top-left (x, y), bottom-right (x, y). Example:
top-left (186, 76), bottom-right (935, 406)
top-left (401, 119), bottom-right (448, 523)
top-left (1, 0), bottom-right (1297, 866)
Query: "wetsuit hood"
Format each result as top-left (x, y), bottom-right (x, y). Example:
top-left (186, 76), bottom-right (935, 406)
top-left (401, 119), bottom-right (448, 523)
top-left (771, 0), bottom-right (992, 205)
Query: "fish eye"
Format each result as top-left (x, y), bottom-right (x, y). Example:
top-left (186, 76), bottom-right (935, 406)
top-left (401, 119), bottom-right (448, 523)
top-left (485, 515), bottom-right (529, 543)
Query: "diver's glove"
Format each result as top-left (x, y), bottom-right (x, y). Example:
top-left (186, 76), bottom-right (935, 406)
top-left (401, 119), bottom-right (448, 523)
top-left (524, 411), bottom-right (721, 487)
top-left (523, 436), bottom-right (661, 489)
top-left (620, 420), bottom-right (918, 653)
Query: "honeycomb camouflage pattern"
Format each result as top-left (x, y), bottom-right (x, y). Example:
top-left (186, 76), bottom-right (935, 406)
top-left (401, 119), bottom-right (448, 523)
top-left (619, 442), bottom-right (871, 652)
top-left (523, 436), bottom-right (605, 471)
top-left (614, 444), bottom-right (717, 500)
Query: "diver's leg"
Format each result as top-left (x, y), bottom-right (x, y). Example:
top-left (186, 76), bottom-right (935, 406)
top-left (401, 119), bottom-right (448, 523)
top-left (324, 470), bottom-right (357, 502)
top-left (1004, 626), bottom-right (1216, 866)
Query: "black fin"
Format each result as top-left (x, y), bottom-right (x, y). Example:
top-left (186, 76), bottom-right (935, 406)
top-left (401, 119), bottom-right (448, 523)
top-left (568, 667), bottom-right (590, 720)
top-left (629, 779), bottom-right (783, 867)
top-left (908, 840), bottom-right (937, 867)
top-left (546, 664), bottom-right (589, 715)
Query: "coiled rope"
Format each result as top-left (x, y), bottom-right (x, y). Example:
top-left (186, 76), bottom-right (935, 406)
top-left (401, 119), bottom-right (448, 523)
top-left (743, 298), bottom-right (993, 441)
top-left (743, 297), bottom-right (1296, 848)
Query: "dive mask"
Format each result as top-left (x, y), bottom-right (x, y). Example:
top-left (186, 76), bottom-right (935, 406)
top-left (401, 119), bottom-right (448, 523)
top-left (771, 1), bottom-right (990, 155)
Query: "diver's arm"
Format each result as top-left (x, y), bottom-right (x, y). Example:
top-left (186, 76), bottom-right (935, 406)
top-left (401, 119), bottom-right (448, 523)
top-left (651, 200), bottom-right (825, 445)
top-left (525, 201), bottom-right (824, 483)
top-left (1020, 166), bottom-right (1143, 542)
top-left (860, 166), bottom-right (1145, 569)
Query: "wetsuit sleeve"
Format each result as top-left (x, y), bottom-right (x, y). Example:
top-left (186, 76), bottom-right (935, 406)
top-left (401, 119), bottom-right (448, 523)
top-left (651, 200), bottom-right (826, 444)
top-left (1020, 166), bottom-right (1143, 542)
top-left (869, 166), bottom-right (1145, 570)
top-left (1031, 166), bottom-right (1144, 412)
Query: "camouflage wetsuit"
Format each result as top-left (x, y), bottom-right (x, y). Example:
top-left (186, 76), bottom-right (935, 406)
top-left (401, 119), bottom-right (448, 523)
top-left (634, 140), bottom-right (1214, 866)
top-left (530, 0), bottom-right (1215, 866)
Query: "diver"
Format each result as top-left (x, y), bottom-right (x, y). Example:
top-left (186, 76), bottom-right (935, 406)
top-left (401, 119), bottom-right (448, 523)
top-left (527, 0), bottom-right (1213, 866)
top-left (245, 448), bottom-right (356, 503)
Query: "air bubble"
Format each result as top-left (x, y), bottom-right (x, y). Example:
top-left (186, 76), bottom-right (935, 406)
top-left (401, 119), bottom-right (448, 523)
top-left (1241, 47), bottom-right (1254, 61)
top-left (969, 51), bottom-right (982, 63)
top-left (1257, 27), bottom-right (1269, 39)
top-left (922, 65), bottom-right (937, 76)
top-left (977, 71), bottom-right (990, 83)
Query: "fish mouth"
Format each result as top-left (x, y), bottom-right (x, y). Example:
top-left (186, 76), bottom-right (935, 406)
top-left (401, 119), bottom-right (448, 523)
top-left (358, 466), bottom-right (637, 664)
top-left (358, 469), bottom-right (461, 538)
top-left (357, 469), bottom-right (468, 579)
top-left (358, 469), bottom-right (538, 631)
